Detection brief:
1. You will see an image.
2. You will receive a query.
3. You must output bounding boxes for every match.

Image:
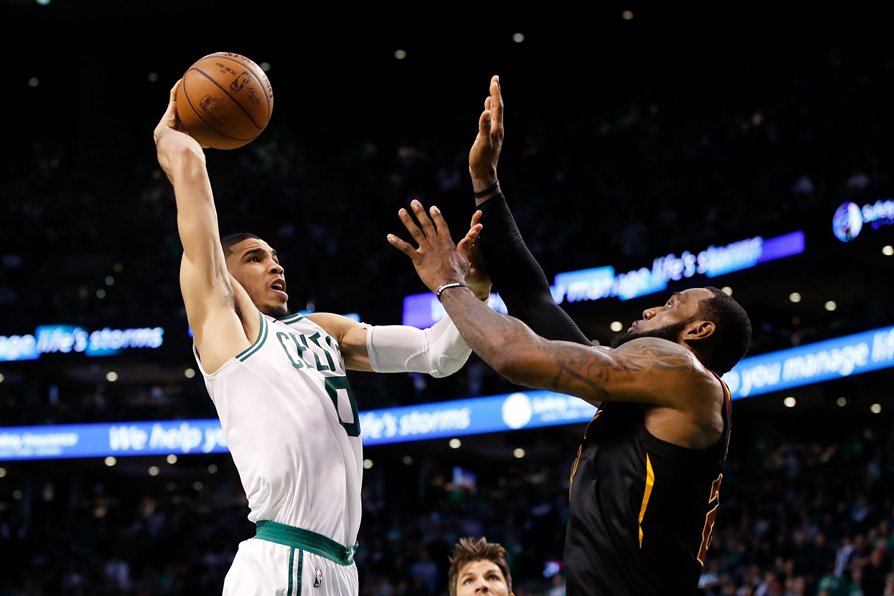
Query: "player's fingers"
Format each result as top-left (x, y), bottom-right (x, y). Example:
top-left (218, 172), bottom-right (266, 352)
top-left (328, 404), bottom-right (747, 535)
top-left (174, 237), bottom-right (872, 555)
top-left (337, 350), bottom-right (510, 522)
top-left (458, 225), bottom-right (482, 255)
top-left (470, 210), bottom-right (483, 228)
top-left (386, 234), bottom-right (417, 259)
top-left (491, 75), bottom-right (504, 131)
top-left (462, 223), bottom-right (483, 244)
top-left (157, 81), bottom-right (181, 129)
top-left (457, 236), bottom-right (471, 256)
top-left (398, 208), bottom-right (427, 246)
top-left (428, 205), bottom-right (455, 242)
top-left (410, 200), bottom-right (438, 240)
top-left (479, 109), bottom-right (491, 132)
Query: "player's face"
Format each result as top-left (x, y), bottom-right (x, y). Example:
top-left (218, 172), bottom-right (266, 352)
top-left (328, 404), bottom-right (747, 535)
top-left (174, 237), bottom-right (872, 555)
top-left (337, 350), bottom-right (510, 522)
top-left (612, 287), bottom-right (714, 348)
top-left (455, 560), bottom-right (513, 596)
top-left (226, 238), bottom-right (289, 317)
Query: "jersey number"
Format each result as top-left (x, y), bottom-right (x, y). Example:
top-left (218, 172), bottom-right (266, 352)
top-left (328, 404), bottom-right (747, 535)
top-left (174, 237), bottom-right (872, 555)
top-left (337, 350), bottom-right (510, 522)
top-left (276, 330), bottom-right (361, 438)
top-left (697, 473), bottom-right (723, 565)
top-left (324, 376), bottom-right (361, 437)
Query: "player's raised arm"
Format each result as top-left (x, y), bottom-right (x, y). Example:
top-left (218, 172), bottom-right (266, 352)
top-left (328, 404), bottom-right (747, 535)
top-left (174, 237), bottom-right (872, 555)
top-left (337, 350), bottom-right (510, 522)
top-left (153, 81), bottom-right (251, 372)
top-left (388, 201), bottom-right (714, 410)
top-left (468, 75), bottom-right (590, 345)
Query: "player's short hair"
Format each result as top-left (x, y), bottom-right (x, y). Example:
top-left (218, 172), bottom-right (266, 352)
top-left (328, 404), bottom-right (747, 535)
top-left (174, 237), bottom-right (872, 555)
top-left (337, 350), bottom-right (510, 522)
top-left (448, 537), bottom-right (512, 596)
top-left (696, 287), bottom-right (752, 374)
top-left (221, 233), bottom-right (260, 257)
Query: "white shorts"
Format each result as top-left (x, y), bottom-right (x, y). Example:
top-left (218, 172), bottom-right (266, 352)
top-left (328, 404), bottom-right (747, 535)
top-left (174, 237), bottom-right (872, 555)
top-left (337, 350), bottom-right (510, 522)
top-left (223, 537), bottom-right (359, 595)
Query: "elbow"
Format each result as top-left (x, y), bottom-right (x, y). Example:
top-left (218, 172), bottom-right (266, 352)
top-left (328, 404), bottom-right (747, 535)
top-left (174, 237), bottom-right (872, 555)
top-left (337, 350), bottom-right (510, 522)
top-left (428, 348), bottom-right (472, 379)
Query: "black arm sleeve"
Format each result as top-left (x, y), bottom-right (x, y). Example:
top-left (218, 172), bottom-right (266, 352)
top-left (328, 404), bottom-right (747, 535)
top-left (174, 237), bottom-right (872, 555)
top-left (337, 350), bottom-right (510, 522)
top-left (478, 193), bottom-right (591, 346)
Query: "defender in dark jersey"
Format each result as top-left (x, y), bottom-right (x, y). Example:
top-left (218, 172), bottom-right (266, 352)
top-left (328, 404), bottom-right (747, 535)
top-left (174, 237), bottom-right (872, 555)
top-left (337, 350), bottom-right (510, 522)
top-left (388, 75), bottom-right (751, 596)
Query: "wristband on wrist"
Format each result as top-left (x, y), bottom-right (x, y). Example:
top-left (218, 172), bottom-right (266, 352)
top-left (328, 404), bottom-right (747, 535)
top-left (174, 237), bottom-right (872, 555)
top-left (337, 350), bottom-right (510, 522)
top-left (436, 282), bottom-right (467, 299)
top-left (473, 181), bottom-right (500, 198)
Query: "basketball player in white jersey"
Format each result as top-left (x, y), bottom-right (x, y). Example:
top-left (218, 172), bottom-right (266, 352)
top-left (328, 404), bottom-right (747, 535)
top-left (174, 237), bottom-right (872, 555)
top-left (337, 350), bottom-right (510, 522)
top-left (153, 81), bottom-right (486, 595)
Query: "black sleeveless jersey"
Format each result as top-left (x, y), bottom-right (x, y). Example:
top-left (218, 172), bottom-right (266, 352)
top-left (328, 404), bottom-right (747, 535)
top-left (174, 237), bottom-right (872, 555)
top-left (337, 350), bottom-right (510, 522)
top-left (564, 376), bottom-right (731, 595)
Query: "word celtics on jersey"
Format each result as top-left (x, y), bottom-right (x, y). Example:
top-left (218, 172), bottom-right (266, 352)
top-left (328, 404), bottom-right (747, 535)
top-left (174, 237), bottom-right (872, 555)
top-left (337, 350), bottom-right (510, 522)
top-left (250, 312), bottom-right (361, 437)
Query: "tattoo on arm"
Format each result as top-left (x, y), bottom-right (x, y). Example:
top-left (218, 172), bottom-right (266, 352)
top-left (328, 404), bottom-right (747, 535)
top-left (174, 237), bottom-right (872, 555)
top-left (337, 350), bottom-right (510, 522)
top-left (440, 291), bottom-right (693, 404)
top-left (547, 338), bottom-right (694, 400)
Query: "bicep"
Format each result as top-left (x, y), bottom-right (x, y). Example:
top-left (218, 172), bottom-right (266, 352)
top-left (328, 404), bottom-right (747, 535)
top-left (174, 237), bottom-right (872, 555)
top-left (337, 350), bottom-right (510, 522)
top-left (504, 338), bottom-right (696, 409)
top-left (307, 313), bottom-right (372, 371)
top-left (180, 259), bottom-right (253, 372)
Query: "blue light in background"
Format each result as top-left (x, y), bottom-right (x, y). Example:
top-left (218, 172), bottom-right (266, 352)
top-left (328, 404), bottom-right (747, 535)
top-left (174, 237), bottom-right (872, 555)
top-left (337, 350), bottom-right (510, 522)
top-left (4, 324), bottom-right (894, 461)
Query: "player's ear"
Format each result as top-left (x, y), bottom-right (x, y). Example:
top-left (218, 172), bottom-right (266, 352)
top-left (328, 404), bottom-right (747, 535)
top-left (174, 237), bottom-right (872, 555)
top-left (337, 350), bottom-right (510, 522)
top-left (686, 320), bottom-right (715, 341)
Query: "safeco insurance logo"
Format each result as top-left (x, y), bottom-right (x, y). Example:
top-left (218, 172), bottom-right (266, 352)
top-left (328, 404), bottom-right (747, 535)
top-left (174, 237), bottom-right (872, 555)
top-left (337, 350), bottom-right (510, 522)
top-left (832, 202), bottom-right (863, 242)
top-left (833, 199), bottom-right (894, 242)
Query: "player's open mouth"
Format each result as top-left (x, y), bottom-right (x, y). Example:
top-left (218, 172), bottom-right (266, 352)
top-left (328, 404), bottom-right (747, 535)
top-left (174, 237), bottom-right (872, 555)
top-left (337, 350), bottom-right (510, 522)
top-left (271, 280), bottom-right (288, 300)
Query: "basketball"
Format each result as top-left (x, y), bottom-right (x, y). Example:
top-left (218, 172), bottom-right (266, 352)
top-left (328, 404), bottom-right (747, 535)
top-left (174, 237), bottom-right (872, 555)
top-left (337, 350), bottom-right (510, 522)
top-left (175, 52), bottom-right (274, 150)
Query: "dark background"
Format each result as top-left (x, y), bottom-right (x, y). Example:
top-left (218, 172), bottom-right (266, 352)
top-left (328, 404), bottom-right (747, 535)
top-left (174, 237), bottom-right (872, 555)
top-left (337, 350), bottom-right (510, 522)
top-left (1, 2), bottom-right (893, 594)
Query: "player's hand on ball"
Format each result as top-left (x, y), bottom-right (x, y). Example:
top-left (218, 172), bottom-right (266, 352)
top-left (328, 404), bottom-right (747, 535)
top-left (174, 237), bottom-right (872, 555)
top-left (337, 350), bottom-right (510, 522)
top-left (154, 80), bottom-right (206, 183)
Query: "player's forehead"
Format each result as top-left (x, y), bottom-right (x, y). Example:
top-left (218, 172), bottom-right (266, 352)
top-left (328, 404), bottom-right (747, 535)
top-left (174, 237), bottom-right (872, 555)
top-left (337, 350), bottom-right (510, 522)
top-left (460, 560), bottom-right (504, 578)
top-left (232, 238), bottom-right (276, 257)
top-left (674, 288), bottom-right (713, 305)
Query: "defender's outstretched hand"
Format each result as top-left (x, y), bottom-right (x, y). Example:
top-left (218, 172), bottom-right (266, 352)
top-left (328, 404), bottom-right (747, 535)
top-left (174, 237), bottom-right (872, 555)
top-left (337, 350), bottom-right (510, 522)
top-left (388, 200), bottom-right (482, 296)
top-left (469, 74), bottom-right (504, 201)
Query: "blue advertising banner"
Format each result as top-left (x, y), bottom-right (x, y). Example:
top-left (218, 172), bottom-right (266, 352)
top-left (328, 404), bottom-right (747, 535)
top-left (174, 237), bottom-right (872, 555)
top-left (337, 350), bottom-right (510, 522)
top-left (403, 230), bottom-right (805, 327)
top-left (3, 323), bottom-right (892, 461)
top-left (0, 325), bottom-right (164, 362)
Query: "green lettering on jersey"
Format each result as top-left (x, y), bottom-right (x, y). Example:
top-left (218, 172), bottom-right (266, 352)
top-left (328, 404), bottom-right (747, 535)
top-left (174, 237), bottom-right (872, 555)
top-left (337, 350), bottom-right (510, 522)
top-left (276, 332), bottom-right (305, 369)
top-left (307, 332), bottom-right (336, 371)
top-left (324, 376), bottom-right (361, 437)
top-left (275, 329), bottom-right (359, 437)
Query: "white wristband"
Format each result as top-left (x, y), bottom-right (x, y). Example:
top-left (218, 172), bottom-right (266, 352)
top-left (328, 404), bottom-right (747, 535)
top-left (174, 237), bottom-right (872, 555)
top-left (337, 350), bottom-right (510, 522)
top-left (436, 282), bottom-right (466, 299)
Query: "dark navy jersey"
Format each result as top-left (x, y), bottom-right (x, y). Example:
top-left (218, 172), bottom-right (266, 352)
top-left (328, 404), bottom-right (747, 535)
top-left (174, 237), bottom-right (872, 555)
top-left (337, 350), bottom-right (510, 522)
top-left (564, 376), bottom-right (731, 596)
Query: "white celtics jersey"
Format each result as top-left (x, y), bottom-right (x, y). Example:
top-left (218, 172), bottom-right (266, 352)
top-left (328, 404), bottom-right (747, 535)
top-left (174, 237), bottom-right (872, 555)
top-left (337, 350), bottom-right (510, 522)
top-left (194, 311), bottom-right (363, 548)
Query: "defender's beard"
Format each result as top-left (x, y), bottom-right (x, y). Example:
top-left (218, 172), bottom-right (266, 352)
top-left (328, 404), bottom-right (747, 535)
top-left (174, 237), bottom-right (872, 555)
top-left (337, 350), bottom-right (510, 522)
top-left (610, 320), bottom-right (689, 349)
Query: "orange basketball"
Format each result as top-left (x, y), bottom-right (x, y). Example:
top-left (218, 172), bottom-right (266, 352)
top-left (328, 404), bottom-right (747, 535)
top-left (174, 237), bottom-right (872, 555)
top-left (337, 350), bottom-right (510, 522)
top-left (175, 52), bottom-right (274, 150)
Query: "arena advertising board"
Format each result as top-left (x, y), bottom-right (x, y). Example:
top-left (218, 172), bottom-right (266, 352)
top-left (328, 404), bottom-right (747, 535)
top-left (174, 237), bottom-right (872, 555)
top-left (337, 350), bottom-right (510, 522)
top-left (2, 324), bottom-right (892, 461)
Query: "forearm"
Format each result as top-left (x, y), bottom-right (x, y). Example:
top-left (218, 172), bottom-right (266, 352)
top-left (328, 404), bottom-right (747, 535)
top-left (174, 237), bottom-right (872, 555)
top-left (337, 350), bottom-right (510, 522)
top-left (365, 315), bottom-right (472, 378)
top-left (478, 192), bottom-right (590, 345)
top-left (437, 285), bottom-right (542, 382)
top-left (168, 145), bottom-right (227, 272)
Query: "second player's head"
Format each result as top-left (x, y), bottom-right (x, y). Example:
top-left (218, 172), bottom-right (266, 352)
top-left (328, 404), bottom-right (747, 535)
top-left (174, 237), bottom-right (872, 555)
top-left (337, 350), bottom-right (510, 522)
top-left (222, 233), bottom-right (289, 318)
top-left (448, 537), bottom-right (514, 596)
top-left (611, 286), bottom-right (751, 374)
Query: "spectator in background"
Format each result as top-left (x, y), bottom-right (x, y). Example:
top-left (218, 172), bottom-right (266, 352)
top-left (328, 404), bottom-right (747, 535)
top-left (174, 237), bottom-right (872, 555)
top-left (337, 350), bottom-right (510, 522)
top-left (448, 537), bottom-right (514, 596)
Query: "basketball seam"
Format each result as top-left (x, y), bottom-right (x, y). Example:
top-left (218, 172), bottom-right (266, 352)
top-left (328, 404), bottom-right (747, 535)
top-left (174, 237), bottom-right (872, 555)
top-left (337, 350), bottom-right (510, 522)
top-left (194, 56), bottom-right (271, 126)
top-left (185, 68), bottom-right (267, 137)
top-left (208, 54), bottom-right (273, 104)
top-left (180, 76), bottom-right (249, 145)
top-left (207, 53), bottom-right (272, 100)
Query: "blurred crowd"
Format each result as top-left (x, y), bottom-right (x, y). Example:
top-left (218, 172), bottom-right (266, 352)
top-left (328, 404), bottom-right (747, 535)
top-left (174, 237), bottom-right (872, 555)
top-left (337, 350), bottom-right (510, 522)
top-left (2, 32), bottom-right (894, 596)
top-left (2, 41), bottom-right (893, 334)
top-left (0, 408), bottom-right (892, 595)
